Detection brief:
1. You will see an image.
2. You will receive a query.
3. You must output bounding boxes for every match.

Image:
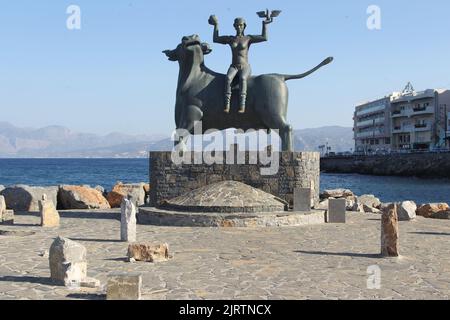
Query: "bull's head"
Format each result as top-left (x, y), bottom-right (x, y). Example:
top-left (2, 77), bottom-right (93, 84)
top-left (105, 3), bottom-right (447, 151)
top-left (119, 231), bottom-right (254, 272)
top-left (163, 34), bottom-right (212, 63)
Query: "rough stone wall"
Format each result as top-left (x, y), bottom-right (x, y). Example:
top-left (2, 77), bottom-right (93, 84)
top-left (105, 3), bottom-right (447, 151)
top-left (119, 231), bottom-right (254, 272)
top-left (149, 151), bottom-right (320, 208)
top-left (321, 153), bottom-right (450, 178)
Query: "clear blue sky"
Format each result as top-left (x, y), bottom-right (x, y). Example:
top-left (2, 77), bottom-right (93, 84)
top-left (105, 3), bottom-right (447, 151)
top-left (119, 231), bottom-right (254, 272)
top-left (1, 0), bottom-right (449, 135)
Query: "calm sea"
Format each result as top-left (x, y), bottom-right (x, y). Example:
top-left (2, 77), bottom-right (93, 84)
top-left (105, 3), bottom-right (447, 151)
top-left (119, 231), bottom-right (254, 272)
top-left (0, 158), bottom-right (449, 204)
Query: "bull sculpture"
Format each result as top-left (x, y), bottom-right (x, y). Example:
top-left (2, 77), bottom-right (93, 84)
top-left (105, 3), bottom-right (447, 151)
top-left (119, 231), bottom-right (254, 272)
top-left (163, 34), bottom-right (333, 151)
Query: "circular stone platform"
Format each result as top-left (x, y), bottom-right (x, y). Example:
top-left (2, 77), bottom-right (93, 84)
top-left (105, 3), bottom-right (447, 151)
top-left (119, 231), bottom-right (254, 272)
top-left (138, 181), bottom-right (325, 227)
top-left (162, 181), bottom-right (286, 213)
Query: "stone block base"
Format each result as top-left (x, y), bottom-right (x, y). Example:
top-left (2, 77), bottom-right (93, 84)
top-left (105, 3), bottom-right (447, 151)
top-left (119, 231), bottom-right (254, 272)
top-left (149, 151), bottom-right (320, 208)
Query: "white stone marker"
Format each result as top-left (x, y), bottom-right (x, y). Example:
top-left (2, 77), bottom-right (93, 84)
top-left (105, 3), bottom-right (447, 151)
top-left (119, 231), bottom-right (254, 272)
top-left (294, 188), bottom-right (312, 212)
top-left (107, 273), bottom-right (142, 300)
top-left (328, 199), bottom-right (346, 223)
top-left (121, 198), bottom-right (137, 242)
top-left (0, 195), bottom-right (5, 221)
top-left (49, 236), bottom-right (87, 286)
top-left (0, 195), bottom-right (14, 225)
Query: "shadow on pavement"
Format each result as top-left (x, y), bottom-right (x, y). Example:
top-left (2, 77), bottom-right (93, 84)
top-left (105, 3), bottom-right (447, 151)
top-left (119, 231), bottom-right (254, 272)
top-left (66, 293), bottom-right (106, 300)
top-left (0, 275), bottom-right (57, 286)
top-left (59, 211), bottom-right (120, 220)
top-left (294, 250), bottom-right (381, 259)
top-left (69, 237), bottom-right (123, 243)
top-left (409, 231), bottom-right (450, 236)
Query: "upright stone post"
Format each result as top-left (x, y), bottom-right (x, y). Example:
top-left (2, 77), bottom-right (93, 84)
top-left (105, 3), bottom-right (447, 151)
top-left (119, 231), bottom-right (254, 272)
top-left (328, 199), bottom-right (346, 223)
top-left (381, 203), bottom-right (399, 257)
top-left (0, 195), bottom-right (14, 225)
top-left (0, 195), bottom-right (5, 221)
top-left (293, 188), bottom-right (312, 212)
top-left (39, 194), bottom-right (60, 228)
top-left (121, 198), bottom-right (137, 242)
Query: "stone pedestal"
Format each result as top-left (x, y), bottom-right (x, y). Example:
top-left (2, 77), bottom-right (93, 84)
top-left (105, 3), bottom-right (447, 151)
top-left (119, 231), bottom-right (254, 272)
top-left (120, 198), bottom-right (137, 242)
top-left (149, 151), bottom-right (320, 208)
top-left (381, 203), bottom-right (399, 257)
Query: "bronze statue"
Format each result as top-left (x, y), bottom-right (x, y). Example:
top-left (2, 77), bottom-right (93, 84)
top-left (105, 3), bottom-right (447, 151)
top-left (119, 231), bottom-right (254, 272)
top-left (163, 33), bottom-right (333, 151)
top-left (208, 14), bottom-right (272, 113)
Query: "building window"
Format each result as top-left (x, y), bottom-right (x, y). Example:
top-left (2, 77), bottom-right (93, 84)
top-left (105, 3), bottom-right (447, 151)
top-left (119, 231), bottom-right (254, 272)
top-left (385, 138), bottom-right (391, 144)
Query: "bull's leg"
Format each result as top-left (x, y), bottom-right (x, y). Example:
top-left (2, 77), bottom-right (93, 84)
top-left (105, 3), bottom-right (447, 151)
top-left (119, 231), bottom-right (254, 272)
top-left (280, 123), bottom-right (293, 152)
top-left (174, 105), bottom-right (203, 152)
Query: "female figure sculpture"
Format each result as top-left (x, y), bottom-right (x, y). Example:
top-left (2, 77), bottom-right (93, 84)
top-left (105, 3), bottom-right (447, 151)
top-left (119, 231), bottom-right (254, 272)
top-left (208, 14), bottom-right (272, 113)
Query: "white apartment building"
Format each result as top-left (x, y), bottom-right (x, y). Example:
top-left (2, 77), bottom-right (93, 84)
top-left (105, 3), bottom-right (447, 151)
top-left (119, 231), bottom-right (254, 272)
top-left (354, 83), bottom-right (450, 153)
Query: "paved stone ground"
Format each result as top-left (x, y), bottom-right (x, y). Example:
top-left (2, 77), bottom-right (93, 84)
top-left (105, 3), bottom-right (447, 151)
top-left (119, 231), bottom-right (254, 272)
top-left (0, 210), bottom-right (449, 300)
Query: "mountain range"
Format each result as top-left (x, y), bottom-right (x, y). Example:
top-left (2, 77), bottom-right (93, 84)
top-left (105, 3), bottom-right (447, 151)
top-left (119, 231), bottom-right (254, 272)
top-left (0, 122), bottom-right (353, 158)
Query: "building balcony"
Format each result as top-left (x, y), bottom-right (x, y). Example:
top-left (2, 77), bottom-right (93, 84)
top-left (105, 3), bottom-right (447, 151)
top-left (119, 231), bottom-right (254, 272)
top-left (356, 105), bottom-right (386, 117)
top-left (355, 131), bottom-right (385, 138)
top-left (392, 126), bottom-right (413, 134)
top-left (391, 110), bottom-right (407, 118)
top-left (356, 118), bottom-right (384, 128)
top-left (411, 106), bottom-right (434, 116)
top-left (414, 124), bottom-right (431, 132)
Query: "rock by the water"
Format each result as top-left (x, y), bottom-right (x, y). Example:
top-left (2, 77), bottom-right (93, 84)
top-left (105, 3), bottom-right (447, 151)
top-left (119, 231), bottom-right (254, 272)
top-left (49, 237), bottom-right (87, 286)
top-left (39, 195), bottom-right (60, 227)
top-left (346, 199), bottom-right (355, 211)
top-left (352, 202), bottom-right (365, 213)
top-left (0, 185), bottom-right (58, 212)
top-left (416, 203), bottom-right (449, 218)
top-left (429, 211), bottom-right (450, 219)
top-left (127, 243), bottom-right (170, 262)
top-left (381, 203), bottom-right (399, 257)
top-left (321, 189), bottom-right (354, 199)
top-left (121, 198), bottom-right (136, 242)
top-left (363, 205), bottom-right (381, 214)
top-left (94, 185), bottom-right (105, 194)
top-left (107, 182), bottom-right (146, 208)
top-left (397, 201), bottom-right (417, 221)
top-left (0, 185), bottom-right (4, 193)
top-left (357, 194), bottom-right (381, 209)
top-left (316, 199), bottom-right (329, 210)
top-left (58, 185), bottom-right (111, 210)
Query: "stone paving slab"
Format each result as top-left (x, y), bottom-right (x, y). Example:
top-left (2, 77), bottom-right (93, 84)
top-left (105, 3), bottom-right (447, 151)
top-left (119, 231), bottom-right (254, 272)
top-left (0, 210), bottom-right (449, 300)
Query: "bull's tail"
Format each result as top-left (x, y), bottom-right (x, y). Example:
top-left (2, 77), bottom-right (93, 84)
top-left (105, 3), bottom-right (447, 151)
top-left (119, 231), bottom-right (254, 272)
top-left (279, 57), bottom-right (333, 81)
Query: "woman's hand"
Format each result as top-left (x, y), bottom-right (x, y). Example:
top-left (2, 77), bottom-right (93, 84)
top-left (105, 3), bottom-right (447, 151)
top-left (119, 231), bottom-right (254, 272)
top-left (208, 15), bottom-right (219, 26)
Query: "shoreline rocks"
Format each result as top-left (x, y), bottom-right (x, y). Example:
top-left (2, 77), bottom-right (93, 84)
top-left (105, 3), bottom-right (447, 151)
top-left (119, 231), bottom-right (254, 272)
top-left (416, 203), bottom-right (449, 219)
top-left (397, 201), bottom-right (417, 221)
top-left (58, 185), bottom-right (111, 210)
top-left (0, 185), bottom-right (58, 212)
top-left (106, 182), bottom-right (146, 208)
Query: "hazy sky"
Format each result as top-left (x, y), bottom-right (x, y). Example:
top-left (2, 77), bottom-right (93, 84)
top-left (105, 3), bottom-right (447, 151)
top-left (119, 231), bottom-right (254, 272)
top-left (1, 0), bottom-right (450, 136)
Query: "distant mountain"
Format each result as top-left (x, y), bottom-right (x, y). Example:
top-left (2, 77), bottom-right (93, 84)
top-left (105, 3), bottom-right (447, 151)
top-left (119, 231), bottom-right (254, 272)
top-left (0, 122), bottom-right (353, 157)
top-left (0, 122), bottom-right (167, 158)
top-left (294, 126), bottom-right (354, 153)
